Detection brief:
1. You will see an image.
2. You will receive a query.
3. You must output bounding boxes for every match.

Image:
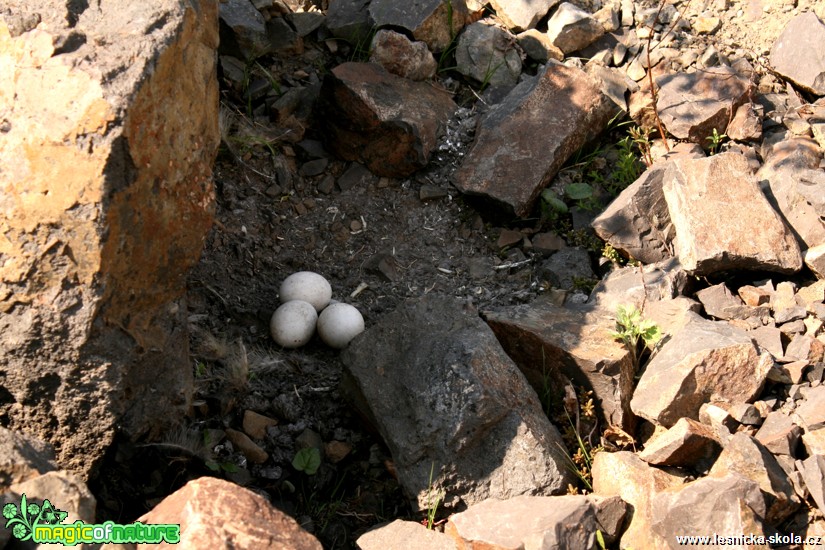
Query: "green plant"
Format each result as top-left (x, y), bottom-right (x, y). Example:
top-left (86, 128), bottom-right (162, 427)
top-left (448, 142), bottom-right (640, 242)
top-left (706, 127), bottom-right (727, 155)
top-left (478, 56), bottom-right (504, 91)
top-left (628, 125), bottom-right (654, 167)
top-left (611, 135), bottom-right (643, 191)
top-left (205, 460), bottom-right (239, 474)
top-left (424, 462), bottom-right (444, 530)
top-left (601, 243), bottom-right (624, 265)
top-left (292, 447), bottom-right (322, 475)
top-left (556, 407), bottom-right (601, 493)
top-left (611, 305), bottom-right (662, 367)
top-left (564, 182), bottom-right (601, 212)
top-left (437, 0), bottom-right (459, 73)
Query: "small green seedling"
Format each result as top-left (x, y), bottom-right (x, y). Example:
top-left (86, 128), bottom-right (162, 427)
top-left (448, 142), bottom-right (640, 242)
top-left (292, 447), bottom-right (321, 475)
top-left (611, 305), bottom-right (662, 367)
top-left (706, 128), bottom-right (727, 155)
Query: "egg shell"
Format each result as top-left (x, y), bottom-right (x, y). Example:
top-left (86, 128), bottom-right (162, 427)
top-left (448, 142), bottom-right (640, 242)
top-left (270, 300), bottom-right (318, 348)
top-left (280, 271), bottom-right (332, 312)
top-left (317, 303), bottom-right (365, 349)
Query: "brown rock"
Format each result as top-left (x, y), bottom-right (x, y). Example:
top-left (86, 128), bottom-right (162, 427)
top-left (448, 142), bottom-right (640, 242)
top-left (139, 477), bottom-right (322, 549)
top-left (795, 385), bottom-right (825, 431)
top-left (638, 418), bottom-right (721, 467)
top-left (0, 428), bottom-right (57, 491)
top-left (786, 334), bottom-right (825, 363)
top-left (663, 153), bottom-right (802, 275)
top-left (225, 428), bottom-right (268, 464)
top-left (454, 61), bottom-right (617, 217)
top-left (738, 285), bottom-right (772, 307)
top-left (324, 440), bottom-right (352, 464)
top-left (496, 228), bottom-right (524, 249)
top-left (483, 302), bottom-right (636, 430)
top-left (488, 0), bottom-right (558, 31)
top-left (319, 62), bottom-right (456, 178)
top-left (369, 30), bottom-right (437, 81)
top-left (656, 67), bottom-right (752, 144)
top-left (0, 0), bottom-right (218, 478)
top-left (800, 455), bottom-right (825, 516)
top-left (631, 312), bottom-right (773, 427)
top-left (592, 451), bottom-right (686, 550)
top-left (242, 410), bottom-right (278, 440)
top-left (369, 0), bottom-right (467, 51)
top-left (755, 411), bottom-right (802, 456)
top-left (444, 494), bottom-right (628, 549)
top-left (358, 519), bottom-right (458, 550)
top-left (709, 432), bottom-right (801, 524)
top-left (8, 470), bottom-right (96, 525)
top-left (546, 3), bottom-right (605, 54)
top-left (770, 12), bottom-right (825, 96)
top-left (516, 29), bottom-right (564, 63)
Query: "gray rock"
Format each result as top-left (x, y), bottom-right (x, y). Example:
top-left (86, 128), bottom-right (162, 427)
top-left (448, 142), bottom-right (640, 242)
top-left (0, 428), bottom-right (57, 491)
top-left (656, 66), bottom-right (752, 144)
top-left (369, 0), bottom-right (467, 51)
top-left (357, 519), bottom-right (458, 550)
top-left (663, 153), bottom-right (803, 275)
top-left (516, 29), bottom-right (564, 63)
top-left (219, 0), bottom-right (270, 60)
top-left (369, 30), bottom-right (437, 81)
top-left (318, 62), bottom-right (457, 178)
top-left (454, 61), bottom-right (617, 216)
top-left (266, 16), bottom-right (303, 54)
top-left (588, 259), bottom-right (688, 313)
top-left (631, 311), bottom-right (773, 427)
top-left (591, 163), bottom-right (674, 264)
top-left (341, 295), bottom-right (574, 511)
top-left (488, 0), bottom-right (559, 32)
top-left (638, 417), bottom-right (721, 468)
top-left (727, 103), bottom-right (763, 142)
top-left (546, 3), bottom-right (606, 54)
top-left (709, 432), bottom-right (801, 524)
top-left (325, 0), bottom-right (374, 45)
top-left (696, 283), bottom-right (746, 320)
top-left (444, 495), bottom-right (628, 549)
top-left (800, 455), bottom-right (825, 515)
top-left (483, 301), bottom-right (635, 431)
top-left (538, 247), bottom-right (594, 290)
top-left (755, 411), bottom-right (802, 456)
top-left (651, 474), bottom-right (769, 543)
top-left (795, 385), bottom-right (825, 431)
top-left (285, 11), bottom-right (325, 37)
top-left (770, 12), bottom-right (825, 96)
top-left (455, 21), bottom-right (522, 90)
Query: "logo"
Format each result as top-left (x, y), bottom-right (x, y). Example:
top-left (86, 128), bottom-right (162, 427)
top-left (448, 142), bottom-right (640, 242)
top-left (3, 493), bottom-right (180, 545)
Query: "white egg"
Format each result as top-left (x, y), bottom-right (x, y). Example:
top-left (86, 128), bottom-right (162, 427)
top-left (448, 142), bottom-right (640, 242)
top-left (280, 271), bottom-right (332, 312)
top-left (270, 300), bottom-right (318, 348)
top-left (317, 303), bottom-right (365, 349)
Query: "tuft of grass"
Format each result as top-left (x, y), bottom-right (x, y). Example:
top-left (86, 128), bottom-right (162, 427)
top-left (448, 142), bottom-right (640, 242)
top-left (424, 462), bottom-right (445, 530)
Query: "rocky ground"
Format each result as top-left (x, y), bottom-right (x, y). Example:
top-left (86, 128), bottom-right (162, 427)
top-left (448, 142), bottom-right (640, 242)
top-left (82, 0), bottom-right (825, 548)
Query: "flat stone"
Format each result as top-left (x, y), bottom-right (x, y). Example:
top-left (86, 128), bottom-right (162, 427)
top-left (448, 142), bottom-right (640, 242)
top-left (656, 67), bottom-right (752, 144)
top-left (225, 428), bottom-right (268, 464)
top-left (699, 402), bottom-right (738, 444)
top-left (801, 455), bottom-right (825, 516)
top-left (325, 0), bottom-right (374, 45)
top-left (786, 333), bottom-right (825, 363)
top-left (530, 232), bottom-right (566, 254)
top-left (516, 29), bottom-right (564, 63)
top-left (631, 311), bottom-right (773, 427)
top-left (587, 259), bottom-right (689, 315)
top-left (454, 61), bottom-right (616, 217)
top-left (663, 153), bottom-right (803, 275)
top-left (341, 295), bottom-right (573, 511)
top-left (797, 279), bottom-right (825, 308)
top-left (488, 0), bottom-right (559, 31)
top-left (804, 428), bottom-right (825, 456)
top-left (696, 283), bottom-right (747, 320)
top-left (357, 519), bottom-right (458, 550)
top-left (755, 411), bottom-right (802, 456)
top-left (770, 12), bottom-right (825, 96)
top-left (546, 2), bottom-right (606, 54)
top-left (369, 0), bottom-right (467, 51)
top-left (369, 29), bottom-right (436, 81)
top-left (454, 21), bottom-right (523, 90)
top-left (592, 451), bottom-right (686, 550)
top-left (219, 0), bottom-right (270, 59)
top-left (651, 474), bottom-right (769, 543)
top-left (738, 285), bottom-right (772, 307)
top-left (337, 162), bottom-right (375, 191)
top-left (139, 477), bottom-right (321, 549)
top-left (709, 432), bottom-right (801, 524)
top-left (538, 247), bottom-right (595, 290)
top-left (318, 62), bottom-right (456, 178)
top-left (242, 410), bottom-right (278, 440)
top-left (638, 417), bottom-right (721, 468)
top-left (444, 495), bottom-right (628, 549)
top-left (795, 385), bottom-right (825, 430)
top-left (727, 103), bottom-right (763, 142)
top-left (483, 302), bottom-right (636, 430)
top-left (284, 12), bottom-right (325, 37)
top-left (497, 228), bottom-right (523, 249)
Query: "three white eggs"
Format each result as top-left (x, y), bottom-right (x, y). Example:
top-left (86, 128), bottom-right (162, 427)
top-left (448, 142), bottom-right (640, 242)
top-left (269, 271), bottom-right (365, 349)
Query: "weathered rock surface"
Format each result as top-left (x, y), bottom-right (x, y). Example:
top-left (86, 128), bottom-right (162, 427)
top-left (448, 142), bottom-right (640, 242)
top-left (219, 0), bottom-right (270, 59)
top-left (325, 0), bottom-right (374, 45)
top-left (357, 519), bottom-right (458, 550)
top-left (770, 12), bottom-right (825, 96)
top-left (800, 455), bottom-right (825, 515)
top-left (587, 259), bottom-right (689, 314)
top-left (454, 61), bottom-right (616, 216)
top-left (488, 0), bottom-right (558, 32)
top-left (592, 451), bottom-right (686, 550)
top-left (138, 477), bottom-right (321, 549)
top-left (0, 428), bottom-right (57, 491)
top-left (638, 417), bottom-right (721, 468)
top-left (483, 302), bottom-right (636, 430)
top-left (663, 153), bottom-right (803, 275)
top-left (709, 432), bottom-right (801, 524)
top-left (369, 0), bottom-right (467, 51)
top-left (546, 2), bottom-right (605, 54)
top-left (7, 470), bottom-right (96, 525)
top-left (755, 411), bottom-right (802, 456)
top-left (651, 474), bottom-right (770, 545)
top-left (369, 30), bottom-right (436, 81)
top-left (454, 21), bottom-right (523, 90)
top-left (318, 62), bottom-right (457, 178)
top-left (516, 29), bottom-right (564, 63)
top-left (341, 295), bottom-right (573, 511)
top-left (656, 67), bottom-right (752, 144)
top-left (631, 311), bottom-right (773, 427)
top-left (444, 494), bottom-right (628, 549)
top-left (0, 0), bottom-right (219, 478)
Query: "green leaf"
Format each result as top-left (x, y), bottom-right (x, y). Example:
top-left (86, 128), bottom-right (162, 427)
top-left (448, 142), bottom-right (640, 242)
top-left (292, 447), bottom-right (321, 475)
top-left (564, 183), bottom-right (594, 201)
top-left (541, 190), bottom-right (568, 213)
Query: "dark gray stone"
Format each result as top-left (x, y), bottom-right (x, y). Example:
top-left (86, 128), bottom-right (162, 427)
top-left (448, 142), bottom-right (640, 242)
top-left (219, 0), bottom-right (270, 60)
top-left (538, 247), bottom-right (594, 290)
top-left (340, 295), bottom-right (574, 510)
top-left (455, 21), bottom-right (523, 90)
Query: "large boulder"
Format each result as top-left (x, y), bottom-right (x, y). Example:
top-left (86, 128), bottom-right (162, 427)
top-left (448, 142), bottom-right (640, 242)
top-left (340, 295), bottom-right (574, 511)
top-left (770, 12), bottom-right (825, 96)
top-left (0, 0), bottom-right (219, 477)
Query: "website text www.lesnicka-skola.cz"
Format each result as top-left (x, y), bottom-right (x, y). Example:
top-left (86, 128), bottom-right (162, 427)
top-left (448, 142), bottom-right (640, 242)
top-left (675, 533), bottom-right (822, 546)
